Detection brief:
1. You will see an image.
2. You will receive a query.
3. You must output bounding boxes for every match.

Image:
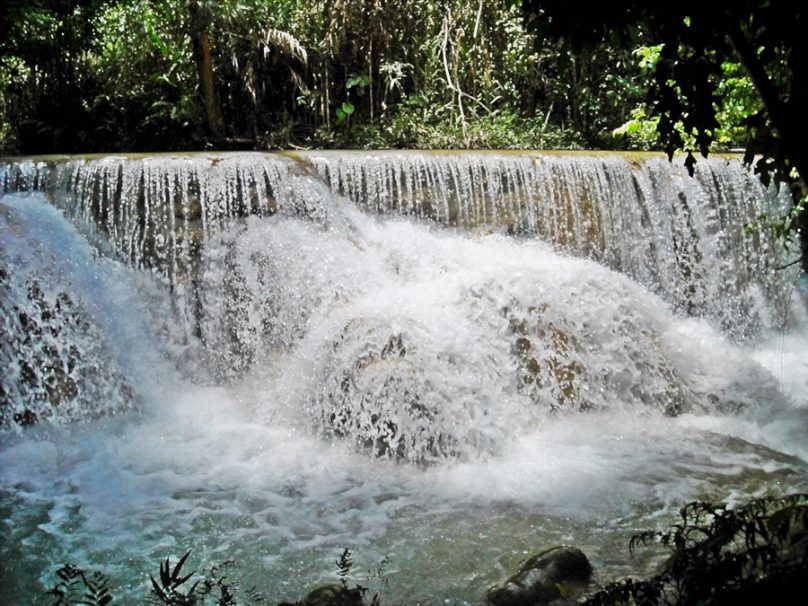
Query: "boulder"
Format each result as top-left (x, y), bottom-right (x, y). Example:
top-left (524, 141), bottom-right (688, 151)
top-left (286, 582), bottom-right (365, 606)
top-left (486, 546), bottom-right (592, 606)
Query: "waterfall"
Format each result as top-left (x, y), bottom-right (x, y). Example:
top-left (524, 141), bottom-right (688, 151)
top-left (0, 151), bottom-right (801, 451)
top-left (3, 151), bottom-right (794, 342)
top-left (0, 193), bottom-right (170, 428)
top-left (2, 153), bottom-right (328, 281)
top-left (0, 151), bottom-right (806, 604)
top-left (301, 151), bottom-right (797, 339)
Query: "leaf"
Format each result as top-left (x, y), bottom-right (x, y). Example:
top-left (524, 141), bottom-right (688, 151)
top-left (173, 550), bottom-right (194, 584)
top-left (406, 93), bottom-right (429, 107)
top-left (767, 506), bottom-right (799, 536)
top-left (150, 551), bottom-right (198, 605)
top-left (263, 29), bottom-right (308, 64)
top-left (684, 152), bottom-right (697, 177)
top-left (336, 548), bottom-right (353, 580)
top-left (47, 564), bottom-right (114, 606)
top-left (347, 74), bottom-right (371, 89)
top-left (149, 30), bottom-right (169, 56)
top-left (341, 102), bottom-right (355, 116)
top-left (335, 107), bottom-right (347, 126)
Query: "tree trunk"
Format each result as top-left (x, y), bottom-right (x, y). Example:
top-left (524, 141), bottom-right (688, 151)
top-left (188, 1), bottom-right (224, 139)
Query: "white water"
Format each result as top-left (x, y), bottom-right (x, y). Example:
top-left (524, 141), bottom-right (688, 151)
top-left (1, 154), bottom-right (807, 605)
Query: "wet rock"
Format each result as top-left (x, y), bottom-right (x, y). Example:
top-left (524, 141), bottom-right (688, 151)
top-left (486, 546), bottom-right (592, 606)
top-left (317, 318), bottom-right (462, 464)
top-left (277, 582), bottom-right (365, 606)
top-left (506, 305), bottom-right (592, 413)
top-left (12, 409), bottom-right (38, 427)
top-left (1, 273), bottom-right (138, 429)
top-left (502, 296), bottom-right (688, 416)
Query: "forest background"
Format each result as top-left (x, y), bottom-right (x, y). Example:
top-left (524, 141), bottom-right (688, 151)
top-left (0, 0), bottom-right (781, 154)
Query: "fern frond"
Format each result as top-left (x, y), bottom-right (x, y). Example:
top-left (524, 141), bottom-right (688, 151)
top-left (336, 548), bottom-right (353, 581)
top-left (47, 564), bottom-right (114, 606)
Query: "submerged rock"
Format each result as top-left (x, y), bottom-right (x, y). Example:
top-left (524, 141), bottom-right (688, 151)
top-left (276, 582), bottom-right (365, 606)
top-left (486, 546), bottom-right (593, 606)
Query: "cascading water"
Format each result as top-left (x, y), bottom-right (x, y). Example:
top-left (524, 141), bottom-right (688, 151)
top-left (0, 152), bottom-right (806, 604)
top-left (304, 151), bottom-right (796, 340)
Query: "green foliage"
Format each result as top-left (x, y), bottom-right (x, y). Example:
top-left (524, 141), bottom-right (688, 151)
top-left (0, 0), bottom-right (111, 153)
top-left (714, 61), bottom-right (760, 147)
top-left (148, 551), bottom-right (268, 606)
top-left (198, 561), bottom-right (267, 605)
top-left (94, 0), bottom-right (196, 149)
top-left (584, 494), bottom-right (808, 606)
top-left (0, 0), bottom-right (647, 153)
top-left (633, 44), bottom-right (663, 72)
top-left (0, 0), bottom-right (797, 184)
top-left (524, 0), bottom-right (808, 255)
top-left (327, 548), bottom-right (382, 606)
top-left (335, 102), bottom-right (355, 127)
top-left (44, 548), bottom-right (381, 606)
top-left (339, 104), bottom-right (585, 151)
top-left (612, 107), bottom-right (659, 148)
top-left (346, 75), bottom-right (371, 91)
top-left (613, 47), bottom-right (758, 153)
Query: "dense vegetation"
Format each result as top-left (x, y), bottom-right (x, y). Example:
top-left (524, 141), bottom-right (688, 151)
top-left (0, 1), bottom-right (758, 154)
top-left (585, 494), bottom-right (808, 606)
top-left (525, 1), bottom-right (807, 250)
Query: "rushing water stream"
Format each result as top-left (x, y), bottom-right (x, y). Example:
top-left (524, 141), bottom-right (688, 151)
top-left (1, 152), bottom-right (807, 604)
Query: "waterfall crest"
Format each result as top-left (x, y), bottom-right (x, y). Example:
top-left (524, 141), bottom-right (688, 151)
top-left (3, 151), bottom-right (795, 339)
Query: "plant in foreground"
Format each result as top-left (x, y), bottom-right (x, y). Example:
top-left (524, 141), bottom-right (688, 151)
top-left (150, 550), bottom-right (199, 605)
top-left (44, 493), bottom-right (807, 606)
top-left (584, 493), bottom-right (808, 606)
top-left (47, 563), bottom-right (113, 606)
top-left (149, 551), bottom-right (266, 606)
top-left (46, 548), bottom-right (378, 605)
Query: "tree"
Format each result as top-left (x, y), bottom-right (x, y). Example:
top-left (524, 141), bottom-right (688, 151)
top-left (522, 1), bottom-right (807, 229)
top-left (0, 0), bottom-right (113, 152)
top-left (188, 0), bottom-right (224, 139)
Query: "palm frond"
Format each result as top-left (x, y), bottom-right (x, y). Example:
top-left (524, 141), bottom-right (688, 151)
top-left (263, 29), bottom-right (308, 65)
